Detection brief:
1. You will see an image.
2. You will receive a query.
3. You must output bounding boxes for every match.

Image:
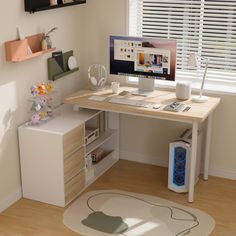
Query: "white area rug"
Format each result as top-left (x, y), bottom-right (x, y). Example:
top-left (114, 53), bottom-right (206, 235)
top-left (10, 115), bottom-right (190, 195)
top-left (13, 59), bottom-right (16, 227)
top-left (63, 190), bottom-right (215, 236)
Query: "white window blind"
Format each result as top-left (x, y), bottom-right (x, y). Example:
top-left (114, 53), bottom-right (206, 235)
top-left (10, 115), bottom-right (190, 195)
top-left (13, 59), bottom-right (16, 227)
top-left (129, 0), bottom-right (236, 84)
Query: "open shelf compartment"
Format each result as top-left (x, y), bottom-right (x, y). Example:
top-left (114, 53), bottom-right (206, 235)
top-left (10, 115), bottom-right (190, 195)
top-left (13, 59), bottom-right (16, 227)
top-left (86, 150), bottom-right (118, 186)
top-left (47, 50), bottom-right (79, 81)
top-left (86, 129), bottom-right (117, 155)
top-left (5, 33), bottom-right (55, 62)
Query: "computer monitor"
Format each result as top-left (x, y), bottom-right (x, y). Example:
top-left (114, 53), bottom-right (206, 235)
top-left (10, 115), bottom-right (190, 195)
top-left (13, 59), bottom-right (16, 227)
top-left (109, 35), bottom-right (177, 96)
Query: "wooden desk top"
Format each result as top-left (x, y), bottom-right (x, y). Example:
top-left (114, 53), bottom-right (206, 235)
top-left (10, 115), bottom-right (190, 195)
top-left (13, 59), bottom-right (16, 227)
top-left (64, 86), bottom-right (221, 123)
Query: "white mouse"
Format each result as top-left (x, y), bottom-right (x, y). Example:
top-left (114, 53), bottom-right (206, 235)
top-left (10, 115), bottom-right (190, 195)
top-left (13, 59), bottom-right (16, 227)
top-left (153, 104), bottom-right (161, 109)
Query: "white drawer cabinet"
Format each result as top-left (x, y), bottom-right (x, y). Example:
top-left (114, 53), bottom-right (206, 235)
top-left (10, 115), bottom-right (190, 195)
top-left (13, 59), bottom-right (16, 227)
top-left (18, 105), bottom-right (102, 207)
top-left (18, 105), bottom-right (120, 207)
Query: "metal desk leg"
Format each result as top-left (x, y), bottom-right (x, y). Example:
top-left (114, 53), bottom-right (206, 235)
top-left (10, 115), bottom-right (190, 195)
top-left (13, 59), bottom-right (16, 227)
top-left (203, 113), bottom-right (213, 180)
top-left (188, 122), bottom-right (198, 203)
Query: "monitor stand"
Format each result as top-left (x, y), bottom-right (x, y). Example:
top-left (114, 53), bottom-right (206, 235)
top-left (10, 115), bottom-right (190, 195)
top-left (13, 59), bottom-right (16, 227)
top-left (132, 78), bottom-right (155, 97)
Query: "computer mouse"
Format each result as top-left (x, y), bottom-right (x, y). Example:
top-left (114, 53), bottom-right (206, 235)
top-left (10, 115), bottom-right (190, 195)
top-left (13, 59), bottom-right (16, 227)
top-left (119, 91), bottom-right (130, 96)
top-left (153, 104), bottom-right (161, 109)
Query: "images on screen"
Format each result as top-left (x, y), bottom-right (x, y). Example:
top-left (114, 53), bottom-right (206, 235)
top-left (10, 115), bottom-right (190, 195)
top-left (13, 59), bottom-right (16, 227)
top-left (110, 36), bottom-right (177, 81)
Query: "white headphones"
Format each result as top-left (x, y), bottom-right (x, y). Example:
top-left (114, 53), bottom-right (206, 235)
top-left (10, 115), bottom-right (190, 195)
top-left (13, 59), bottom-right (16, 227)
top-left (88, 64), bottom-right (107, 90)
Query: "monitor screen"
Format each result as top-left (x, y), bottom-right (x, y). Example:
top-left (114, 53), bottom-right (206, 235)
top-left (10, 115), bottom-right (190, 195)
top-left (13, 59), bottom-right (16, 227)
top-left (110, 35), bottom-right (177, 81)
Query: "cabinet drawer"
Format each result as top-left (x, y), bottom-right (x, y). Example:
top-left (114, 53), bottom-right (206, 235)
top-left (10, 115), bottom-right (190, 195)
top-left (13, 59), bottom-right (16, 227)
top-left (64, 147), bottom-right (85, 183)
top-left (63, 124), bottom-right (84, 157)
top-left (65, 170), bottom-right (85, 204)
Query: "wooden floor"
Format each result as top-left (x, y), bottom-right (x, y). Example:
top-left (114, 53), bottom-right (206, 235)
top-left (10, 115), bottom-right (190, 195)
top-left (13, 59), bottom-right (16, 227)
top-left (0, 160), bottom-right (235, 236)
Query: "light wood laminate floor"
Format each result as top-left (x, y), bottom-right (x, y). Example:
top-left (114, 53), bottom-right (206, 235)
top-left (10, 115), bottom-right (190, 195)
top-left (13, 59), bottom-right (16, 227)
top-left (0, 160), bottom-right (235, 236)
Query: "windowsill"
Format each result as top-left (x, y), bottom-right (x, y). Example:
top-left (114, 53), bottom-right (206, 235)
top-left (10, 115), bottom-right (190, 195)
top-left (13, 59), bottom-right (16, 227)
top-left (127, 78), bottom-right (236, 96)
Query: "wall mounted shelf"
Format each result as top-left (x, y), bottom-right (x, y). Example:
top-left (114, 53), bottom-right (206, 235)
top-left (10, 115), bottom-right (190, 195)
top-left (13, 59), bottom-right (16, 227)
top-left (48, 50), bottom-right (79, 81)
top-left (5, 33), bottom-right (56, 62)
top-left (25, 0), bottom-right (86, 13)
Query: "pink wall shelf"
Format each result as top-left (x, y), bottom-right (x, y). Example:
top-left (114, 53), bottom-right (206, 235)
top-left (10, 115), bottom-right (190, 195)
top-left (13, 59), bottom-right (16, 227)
top-left (5, 33), bottom-right (56, 62)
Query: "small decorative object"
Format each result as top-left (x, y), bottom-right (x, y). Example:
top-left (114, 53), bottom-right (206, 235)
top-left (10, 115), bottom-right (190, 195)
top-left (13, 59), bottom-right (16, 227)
top-left (41, 38), bottom-right (48, 50)
top-left (29, 82), bottom-right (55, 125)
top-left (17, 27), bottom-right (33, 55)
top-left (41, 27), bottom-right (58, 50)
top-left (68, 56), bottom-right (77, 70)
top-left (88, 64), bottom-right (107, 91)
top-left (37, 83), bottom-right (47, 95)
top-left (91, 147), bottom-right (106, 164)
top-left (52, 51), bottom-right (64, 70)
top-left (50, 0), bottom-right (58, 6)
top-left (31, 113), bottom-right (41, 125)
top-left (188, 53), bottom-right (209, 103)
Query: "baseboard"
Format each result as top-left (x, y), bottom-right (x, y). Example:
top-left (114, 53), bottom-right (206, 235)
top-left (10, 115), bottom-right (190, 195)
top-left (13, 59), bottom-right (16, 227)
top-left (0, 188), bottom-right (22, 213)
top-left (209, 167), bottom-right (236, 180)
top-left (120, 150), bottom-right (168, 168)
top-left (120, 150), bottom-right (236, 180)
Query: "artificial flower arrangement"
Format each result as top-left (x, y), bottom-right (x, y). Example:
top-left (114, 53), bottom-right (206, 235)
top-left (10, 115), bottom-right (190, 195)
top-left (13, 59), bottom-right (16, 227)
top-left (29, 82), bottom-right (54, 125)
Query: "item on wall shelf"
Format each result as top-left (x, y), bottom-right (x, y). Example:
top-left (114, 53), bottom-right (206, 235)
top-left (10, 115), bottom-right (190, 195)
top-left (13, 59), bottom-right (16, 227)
top-left (24, 0), bottom-right (86, 13)
top-left (68, 56), bottom-right (78, 70)
top-left (50, 0), bottom-right (58, 6)
top-left (5, 33), bottom-right (56, 62)
top-left (17, 27), bottom-right (33, 55)
top-left (52, 51), bottom-right (64, 71)
top-left (88, 64), bottom-right (107, 91)
top-left (41, 27), bottom-right (58, 50)
top-left (48, 50), bottom-right (79, 81)
top-left (28, 82), bottom-right (55, 126)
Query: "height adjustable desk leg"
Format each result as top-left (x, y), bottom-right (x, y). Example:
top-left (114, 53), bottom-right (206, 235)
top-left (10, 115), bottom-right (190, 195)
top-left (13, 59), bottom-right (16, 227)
top-left (188, 122), bottom-right (198, 203)
top-left (203, 113), bottom-right (213, 180)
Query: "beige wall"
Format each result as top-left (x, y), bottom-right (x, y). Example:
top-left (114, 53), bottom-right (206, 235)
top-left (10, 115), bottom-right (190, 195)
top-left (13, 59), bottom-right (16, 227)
top-left (0, 1), bottom-right (86, 209)
top-left (78, 0), bottom-right (236, 179)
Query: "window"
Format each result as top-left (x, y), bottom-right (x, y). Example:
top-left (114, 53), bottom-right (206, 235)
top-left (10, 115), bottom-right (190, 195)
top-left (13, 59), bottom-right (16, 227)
top-left (128, 0), bottom-right (236, 87)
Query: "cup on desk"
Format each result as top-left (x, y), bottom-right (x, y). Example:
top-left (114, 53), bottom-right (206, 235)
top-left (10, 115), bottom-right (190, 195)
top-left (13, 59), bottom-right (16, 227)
top-left (111, 82), bottom-right (120, 94)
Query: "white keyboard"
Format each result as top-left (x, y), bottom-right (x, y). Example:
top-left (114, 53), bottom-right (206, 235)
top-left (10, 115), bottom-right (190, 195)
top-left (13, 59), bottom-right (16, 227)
top-left (109, 97), bottom-right (153, 108)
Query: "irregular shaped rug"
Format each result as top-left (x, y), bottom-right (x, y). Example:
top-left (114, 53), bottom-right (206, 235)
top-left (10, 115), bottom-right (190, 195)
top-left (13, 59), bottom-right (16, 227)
top-left (63, 190), bottom-right (215, 236)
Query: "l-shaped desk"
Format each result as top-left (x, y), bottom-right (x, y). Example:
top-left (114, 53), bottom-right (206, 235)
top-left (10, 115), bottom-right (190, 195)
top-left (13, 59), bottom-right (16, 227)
top-left (64, 86), bottom-right (221, 203)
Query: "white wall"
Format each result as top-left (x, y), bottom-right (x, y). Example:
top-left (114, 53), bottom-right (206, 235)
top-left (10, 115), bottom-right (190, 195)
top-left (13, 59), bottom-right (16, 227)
top-left (78, 0), bottom-right (236, 180)
top-left (0, 1), bottom-right (86, 211)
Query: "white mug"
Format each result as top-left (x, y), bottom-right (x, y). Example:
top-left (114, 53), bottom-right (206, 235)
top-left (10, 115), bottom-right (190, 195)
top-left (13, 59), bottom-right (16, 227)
top-left (111, 82), bottom-right (120, 94)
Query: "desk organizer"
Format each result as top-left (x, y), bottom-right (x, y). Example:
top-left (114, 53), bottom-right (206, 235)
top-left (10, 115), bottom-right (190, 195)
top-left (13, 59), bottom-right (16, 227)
top-left (47, 50), bottom-right (79, 81)
top-left (5, 33), bottom-right (55, 62)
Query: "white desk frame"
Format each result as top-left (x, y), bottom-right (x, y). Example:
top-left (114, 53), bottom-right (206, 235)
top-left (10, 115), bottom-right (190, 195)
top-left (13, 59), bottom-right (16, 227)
top-left (64, 87), bottom-right (220, 203)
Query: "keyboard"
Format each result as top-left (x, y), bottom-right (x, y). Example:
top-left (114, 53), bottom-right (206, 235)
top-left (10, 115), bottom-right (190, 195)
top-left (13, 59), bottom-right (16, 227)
top-left (109, 97), bottom-right (153, 108)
